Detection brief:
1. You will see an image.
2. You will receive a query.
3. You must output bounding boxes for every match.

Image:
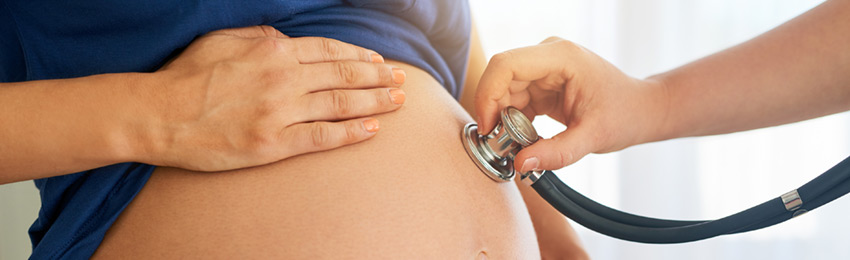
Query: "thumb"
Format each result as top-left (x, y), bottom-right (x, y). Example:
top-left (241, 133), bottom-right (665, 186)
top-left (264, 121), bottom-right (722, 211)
top-left (514, 127), bottom-right (592, 172)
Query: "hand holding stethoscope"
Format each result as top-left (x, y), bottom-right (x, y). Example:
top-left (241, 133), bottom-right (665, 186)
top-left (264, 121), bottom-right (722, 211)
top-left (469, 0), bottom-right (850, 243)
top-left (473, 36), bottom-right (666, 174)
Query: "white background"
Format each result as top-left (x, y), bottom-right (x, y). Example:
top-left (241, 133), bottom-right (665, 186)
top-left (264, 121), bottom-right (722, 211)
top-left (470, 0), bottom-right (850, 259)
top-left (2, 1), bottom-right (849, 259)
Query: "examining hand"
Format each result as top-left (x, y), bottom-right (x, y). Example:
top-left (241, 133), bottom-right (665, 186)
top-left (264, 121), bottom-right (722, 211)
top-left (144, 26), bottom-right (406, 171)
top-left (475, 37), bottom-right (667, 172)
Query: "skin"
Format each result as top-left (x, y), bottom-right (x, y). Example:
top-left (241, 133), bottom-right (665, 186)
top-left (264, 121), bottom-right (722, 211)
top-left (463, 22), bottom-right (588, 260)
top-left (0, 16), bottom-right (588, 258)
top-left (94, 24), bottom-right (588, 260)
top-left (475, 0), bottom-right (850, 173)
top-left (0, 26), bottom-right (406, 184)
top-left (94, 60), bottom-right (543, 259)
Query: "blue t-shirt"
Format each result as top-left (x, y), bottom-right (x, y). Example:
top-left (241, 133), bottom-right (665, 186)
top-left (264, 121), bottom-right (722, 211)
top-left (0, 1), bottom-right (470, 258)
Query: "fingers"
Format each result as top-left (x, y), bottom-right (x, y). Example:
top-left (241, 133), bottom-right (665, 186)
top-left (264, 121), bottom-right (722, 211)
top-left (289, 37), bottom-right (385, 64)
top-left (540, 36), bottom-right (562, 44)
top-left (282, 118), bottom-right (381, 157)
top-left (299, 61), bottom-right (405, 92)
top-left (474, 37), bottom-right (581, 134)
top-left (509, 81), bottom-right (532, 109)
top-left (526, 83), bottom-right (561, 117)
top-left (514, 127), bottom-right (592, 172)
top-left (296, 88), bottom-right (405, 122)
top-left (209, 25), bottom-right (289, 39)
top-left (209, 27), bottom-right (384, 64)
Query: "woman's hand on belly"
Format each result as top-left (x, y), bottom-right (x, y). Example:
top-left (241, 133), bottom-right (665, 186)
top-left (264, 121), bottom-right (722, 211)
top-left (140, 26), bottom-right (406, 172)
top-left (95, 60), bottom-right (543, 259)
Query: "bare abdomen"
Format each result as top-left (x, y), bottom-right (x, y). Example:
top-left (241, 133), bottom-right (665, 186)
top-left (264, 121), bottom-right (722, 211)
top-left (94, 61), bottom-right (540, 259)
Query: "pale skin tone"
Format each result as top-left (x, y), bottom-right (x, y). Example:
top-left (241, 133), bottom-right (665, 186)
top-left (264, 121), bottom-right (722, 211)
top-left (14, 3), bottom-right (846, 256)
top-left (0, 26), bottom-right (407, 184)
top-left (476, 0), bottom-right (850, 173)
top-left (0, 20), bottom-right (587, 258)
top-left (463, 23), bottom-right (588, 260)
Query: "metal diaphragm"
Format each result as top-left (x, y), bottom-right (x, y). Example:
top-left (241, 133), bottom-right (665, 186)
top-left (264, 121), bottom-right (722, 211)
top-left (462, 107), bottom-right (540, 182)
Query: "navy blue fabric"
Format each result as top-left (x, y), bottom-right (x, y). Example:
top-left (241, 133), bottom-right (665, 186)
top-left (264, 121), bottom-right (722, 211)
top-left (1, 0), bottom-right (470, 259)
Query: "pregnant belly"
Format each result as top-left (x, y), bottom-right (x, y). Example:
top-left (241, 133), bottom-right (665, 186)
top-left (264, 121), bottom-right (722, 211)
top-left (94, 61), bottom-right (540, 259)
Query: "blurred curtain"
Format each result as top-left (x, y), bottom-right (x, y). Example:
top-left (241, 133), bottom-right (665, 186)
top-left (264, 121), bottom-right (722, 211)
top-left (470, 0), bottom-right (850, 259)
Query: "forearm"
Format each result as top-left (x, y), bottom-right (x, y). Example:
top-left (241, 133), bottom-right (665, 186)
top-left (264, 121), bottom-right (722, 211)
top-left (649, 0), bottom-right (850, 141)
top-left (0, 73), bottom-right (157, 183)
top-left (515, 181), bottom-right (588, 260)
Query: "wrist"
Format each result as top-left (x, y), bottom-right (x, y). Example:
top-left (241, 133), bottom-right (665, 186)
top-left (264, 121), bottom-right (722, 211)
top-left (117, 72), bottom-right (171, 166)
top-left (637, 75), bottom-right (674, 144)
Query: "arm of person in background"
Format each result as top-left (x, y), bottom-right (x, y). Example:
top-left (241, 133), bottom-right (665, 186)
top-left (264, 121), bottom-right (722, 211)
top-left (475, 0), bottom-right (850, 173)
top-left (461, 20), bottom-right (589, 260)
top-left (0, 26), bottom-right (406, 184)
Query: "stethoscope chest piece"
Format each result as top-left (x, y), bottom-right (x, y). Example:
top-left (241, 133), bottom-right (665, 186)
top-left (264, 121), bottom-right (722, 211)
top-left (462, 107), bottom-right (539, 182)
top-left (461, 109), bottom-right (850, 244)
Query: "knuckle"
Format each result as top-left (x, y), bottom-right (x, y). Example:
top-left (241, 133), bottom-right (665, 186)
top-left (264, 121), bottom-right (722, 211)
top-left (490, 51), bottom-right (515, 68)
top-left (343, 121), bottom-right (361, 142)
top-left (329, 90), bottom-right (352, 116)
top-left (258, 25), bottom-right (279, 37)
top-left (309, 123), bottom-right (333, 148)
top-left (552, 39), bottom-right (581, 52)
top-left (247, 127), bottom-right (275, 152)
top-left (378, 64), bottom-right (393, 84)
top-left (542, 36), bottom-right (565, 43)
top-left (375, 89), bottom-right (391, 107)
top-left (320, 38), bottom-right (344, 60)
top-left (333, 62), bottom-right (359, 85)
top-left (556, 149), bottom-right (572, 168)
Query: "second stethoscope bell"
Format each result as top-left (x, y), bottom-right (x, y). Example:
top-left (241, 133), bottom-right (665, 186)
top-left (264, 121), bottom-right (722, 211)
top-left (462, 106), bottom-right (540, 182)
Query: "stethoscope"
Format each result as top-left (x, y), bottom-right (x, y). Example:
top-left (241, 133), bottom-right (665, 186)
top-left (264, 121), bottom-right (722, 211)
top-left (462, 106), bottom-right (850, 243)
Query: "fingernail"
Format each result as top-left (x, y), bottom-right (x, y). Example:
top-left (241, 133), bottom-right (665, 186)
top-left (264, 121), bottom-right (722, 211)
top-left (520, 157), bottom-right (539, 173)
top-left (371, 53), bottom-right (384, 63)
top-left (363, 118), bottom-right (380, 133)
top-left (389, 88), bottom-right (406, 104)
top-left (392, 68), bottom-right (406, 85)
top-left (476, 116), bottom-right (484, 135)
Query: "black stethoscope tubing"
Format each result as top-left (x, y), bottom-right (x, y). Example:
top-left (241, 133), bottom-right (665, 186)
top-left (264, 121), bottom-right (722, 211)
top-left (530, 155), bottom-right (850, 243)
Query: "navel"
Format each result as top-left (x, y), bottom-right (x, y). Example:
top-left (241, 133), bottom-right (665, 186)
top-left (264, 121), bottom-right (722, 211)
top-left (477, 251), bottom-right (488, 260)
